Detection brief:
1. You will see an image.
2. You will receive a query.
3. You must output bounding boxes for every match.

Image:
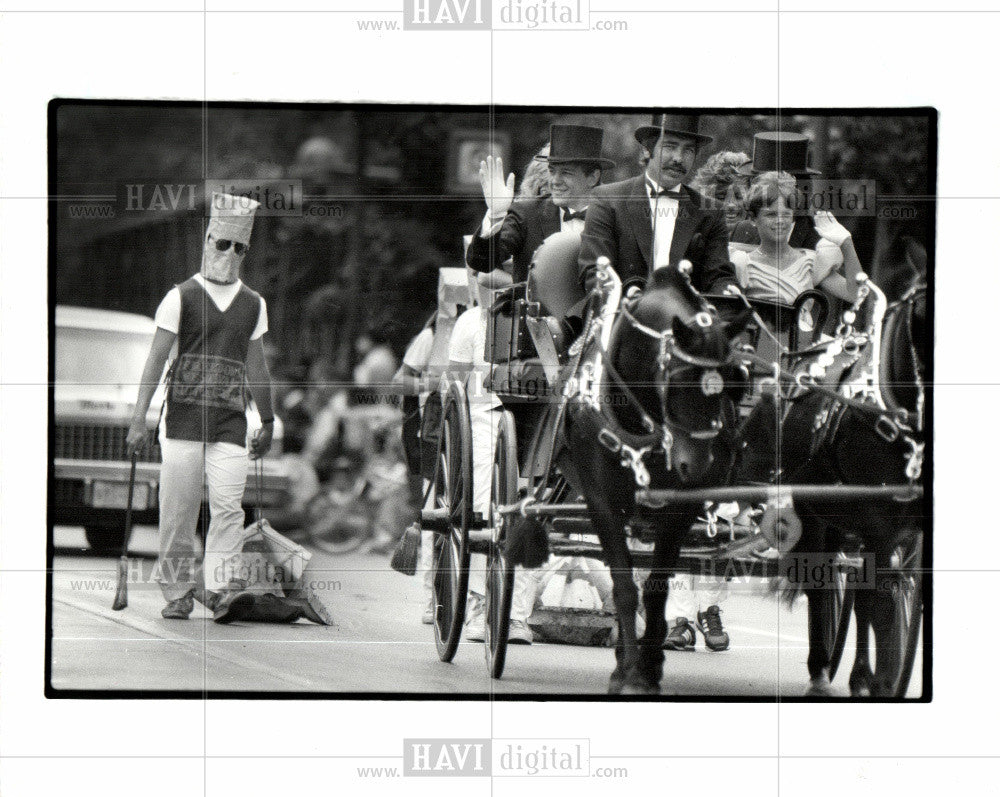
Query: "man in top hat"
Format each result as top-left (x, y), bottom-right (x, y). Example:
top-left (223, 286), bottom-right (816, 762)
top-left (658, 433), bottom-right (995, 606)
top-left (578, 113), bottom-right (737, 294)
top-left (730, 131), bottom-right (823, 249)
top-left (467, 124), bottom-right (615, 283)
top-left (126, 192), bottom-right (276, 623)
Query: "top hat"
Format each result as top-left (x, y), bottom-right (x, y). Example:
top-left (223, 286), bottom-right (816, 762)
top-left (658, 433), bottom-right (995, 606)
top-left (538, 124), bottom-right (615, 169)
top-left (634, 113), bottom-right (714, 146)
top-left (738, 131), bottom-right (822, 176)
top-left (207, 192), bottom-right (259, 244)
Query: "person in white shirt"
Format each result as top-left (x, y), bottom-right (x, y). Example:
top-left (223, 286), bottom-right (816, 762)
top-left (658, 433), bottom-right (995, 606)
top-left (448, 270), bottom-right (539, 645)
top-left (126, 194), bottom-right (274, 623)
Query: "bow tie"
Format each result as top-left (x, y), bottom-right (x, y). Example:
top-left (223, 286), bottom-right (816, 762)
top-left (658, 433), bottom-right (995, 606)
top-left (648, 184), bottom-right (684, 200)
top-left (562, 208), bottom-right (586, 222)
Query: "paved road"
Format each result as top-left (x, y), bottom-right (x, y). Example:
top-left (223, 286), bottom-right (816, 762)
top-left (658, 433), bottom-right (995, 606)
top-left (49, 526), bottom-right (922, 697)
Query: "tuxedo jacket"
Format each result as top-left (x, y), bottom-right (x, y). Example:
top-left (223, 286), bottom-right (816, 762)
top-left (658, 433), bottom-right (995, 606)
top-left (578, 176), bottom-right (737, 294)
top-left (466, 196), bottom-right (561, 283)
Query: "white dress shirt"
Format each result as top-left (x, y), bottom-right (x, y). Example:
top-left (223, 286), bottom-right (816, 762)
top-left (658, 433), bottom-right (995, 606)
top-left (646, 178), bottom-right (681, 269)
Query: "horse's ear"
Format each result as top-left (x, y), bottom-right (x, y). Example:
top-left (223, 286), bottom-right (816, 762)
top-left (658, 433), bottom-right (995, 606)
top-left (671, 315), bottom-right (698, 352)
top-left (723, 306), bottom-right (754, 340)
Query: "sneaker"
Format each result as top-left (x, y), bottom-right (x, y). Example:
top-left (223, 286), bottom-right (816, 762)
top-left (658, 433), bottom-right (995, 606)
top-left (697, 605), bottom-right (730, 651)
top-left (161, 593), bottom-right (194, 620)
top-left (663, 617), bottom-right (696, 651)
top-left (464, 593), bottom-right (486, 642)
top-left (508, 619), bottom-right (533, 645)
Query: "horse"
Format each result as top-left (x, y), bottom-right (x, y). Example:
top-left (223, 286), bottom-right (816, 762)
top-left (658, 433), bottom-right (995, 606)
top-left (508, 265), bottom-right (751, 695)
top-left (738, 283), bottom-right (927, 697)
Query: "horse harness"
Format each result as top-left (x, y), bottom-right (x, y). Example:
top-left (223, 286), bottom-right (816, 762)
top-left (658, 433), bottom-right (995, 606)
top-left (747, 285), bottom-right (926, 488)
top-left (565, 296), bottom-right (736, 489)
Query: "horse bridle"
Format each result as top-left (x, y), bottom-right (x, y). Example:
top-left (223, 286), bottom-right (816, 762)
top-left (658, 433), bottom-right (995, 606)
top-left (584, 299), bottom-right (740, 485)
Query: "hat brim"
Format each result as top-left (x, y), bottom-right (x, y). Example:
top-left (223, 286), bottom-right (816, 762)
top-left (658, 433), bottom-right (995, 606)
top-left (736, 162), bottom-right (822, 177)
top-left (538, 155), bottom-right (616, 169)
top-left (634, 126), bottom-right (714, 146)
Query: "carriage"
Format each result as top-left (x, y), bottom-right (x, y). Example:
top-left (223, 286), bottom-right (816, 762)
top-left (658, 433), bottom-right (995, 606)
top-left (418, 242), bottom-right (925, 696)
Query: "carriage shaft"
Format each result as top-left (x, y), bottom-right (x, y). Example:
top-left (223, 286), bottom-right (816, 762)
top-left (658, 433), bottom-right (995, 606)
top-left (637, 484), bottom-right (922, 505)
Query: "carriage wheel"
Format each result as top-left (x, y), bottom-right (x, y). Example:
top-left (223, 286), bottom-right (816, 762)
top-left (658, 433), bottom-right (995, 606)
top-left (485, 411), bottom-right (518, 680)
top-left (827, 554), bottom-right (857, 682)
top-left (886, 532), bottom-right (923, 697)
top-left (431, 383), bottom-right (473, 663)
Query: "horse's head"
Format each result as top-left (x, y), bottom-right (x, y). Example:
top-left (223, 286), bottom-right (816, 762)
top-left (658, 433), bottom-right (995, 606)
top-left (615, 268), bottom-right (752, 484)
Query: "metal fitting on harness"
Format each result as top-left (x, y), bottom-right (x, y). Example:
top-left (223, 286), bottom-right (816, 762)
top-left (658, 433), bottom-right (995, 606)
top-left (597, 428), bottom-right (622, 454)
top-left (903, 438), bottom-right (924, 483)
top-left (875, 414), bottom-right (900, 443)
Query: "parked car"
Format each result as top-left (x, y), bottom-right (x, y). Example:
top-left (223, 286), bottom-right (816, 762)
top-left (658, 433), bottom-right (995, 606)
top-left (52, 305), bottom-right (292, 552)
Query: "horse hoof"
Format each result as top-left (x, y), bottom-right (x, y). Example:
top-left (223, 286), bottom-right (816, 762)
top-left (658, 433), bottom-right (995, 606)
top-left (850, 684), bottom-right (872, 698)
top-left (620, 674), bottom-right (660, 696)
top-left (608, 674), bottom-right (624, 695)
top-left (804, 679), bottom-right (837, 698)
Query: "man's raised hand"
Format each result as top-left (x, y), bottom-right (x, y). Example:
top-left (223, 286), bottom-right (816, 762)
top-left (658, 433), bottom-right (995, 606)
top-left (479, 155), bottom-right (515, 220)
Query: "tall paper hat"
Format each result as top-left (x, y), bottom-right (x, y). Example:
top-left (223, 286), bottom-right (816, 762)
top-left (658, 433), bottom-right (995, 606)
top-left (207, 192), bottom-right (260, 244)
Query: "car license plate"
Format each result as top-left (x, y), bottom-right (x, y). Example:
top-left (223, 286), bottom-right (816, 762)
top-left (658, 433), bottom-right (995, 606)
top-left (92, 481), bottom-right (150, 510)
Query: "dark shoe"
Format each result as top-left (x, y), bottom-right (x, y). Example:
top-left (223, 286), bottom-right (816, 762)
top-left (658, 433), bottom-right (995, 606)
top-left (161, 593), bottom-right (194, 619)
top-left (213, 589), bottom-right (256, 625)
top-left (663, 617), bottom-right (696, 651)
top-left (697, 605), bottom-right (730, 651)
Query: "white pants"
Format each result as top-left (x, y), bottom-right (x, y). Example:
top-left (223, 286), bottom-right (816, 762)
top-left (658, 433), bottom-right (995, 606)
top-left (157, 438), bottom-right (248, 599)
top-left (467, 404), bottom-right (535, 623)
top-left (664, 573), bottom-right (729, 623)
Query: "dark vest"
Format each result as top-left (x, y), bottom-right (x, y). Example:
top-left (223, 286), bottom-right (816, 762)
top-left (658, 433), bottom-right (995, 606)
top-left (165, 277), bottom-right (260, 446)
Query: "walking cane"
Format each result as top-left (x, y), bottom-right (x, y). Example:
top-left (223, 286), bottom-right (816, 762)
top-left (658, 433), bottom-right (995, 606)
top-left (112, 451), bottom-right (139, 610)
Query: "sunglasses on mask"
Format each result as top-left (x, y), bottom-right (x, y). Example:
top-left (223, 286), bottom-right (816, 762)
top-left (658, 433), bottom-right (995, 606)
top-left (212, 237), bottom-right (248, 256)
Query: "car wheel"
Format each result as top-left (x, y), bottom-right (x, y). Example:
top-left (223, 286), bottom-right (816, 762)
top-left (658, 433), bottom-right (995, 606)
top-left (84, 525), bottom-right (126, 554)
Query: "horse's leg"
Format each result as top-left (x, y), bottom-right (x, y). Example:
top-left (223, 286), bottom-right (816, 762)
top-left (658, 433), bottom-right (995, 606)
top-left (593, 510), bottom-right (638, 695)
top-left (562, 436), bottom-right (638, 695)
top-left (633, 510), bottom-right (689, 694)
top-left (849, 589), bottom-right (875, 697)
top-left (802, 523), bottom-right (839, 697)
top-left (869, 545), bottom-right (903, 697)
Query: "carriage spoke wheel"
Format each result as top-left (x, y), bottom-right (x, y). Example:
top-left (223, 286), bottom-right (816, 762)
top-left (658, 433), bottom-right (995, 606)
top-left (485, 411), bottom-right (517, 680)
top-left (431, 384), bottom-right (472, 663)
top-left (827, 552), bottom-right (857, 683)
top-left (885, 532), bottom-right (923, 697)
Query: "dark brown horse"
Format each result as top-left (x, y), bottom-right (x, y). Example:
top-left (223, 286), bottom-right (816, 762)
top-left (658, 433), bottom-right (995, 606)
top-left (540, 267), bottom-right (750, 694)
top-left (739, 283), bottom-right (927, 697)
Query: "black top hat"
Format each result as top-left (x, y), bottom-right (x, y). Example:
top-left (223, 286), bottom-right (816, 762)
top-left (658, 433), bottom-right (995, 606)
top-left (538, 124), bottom-right (615, 169)
top-left (738, 131), bottom-right (822, 176)
top-left (634, 113), bottom-right (714, 146)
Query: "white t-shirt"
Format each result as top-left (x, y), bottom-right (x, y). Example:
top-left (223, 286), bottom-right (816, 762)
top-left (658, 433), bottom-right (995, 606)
top-left (402, 327), bottom-right (435, 372)
top-left (448, 306), bottom-right (501, 410)
top-left (154, 274), bottom-right (268, 340)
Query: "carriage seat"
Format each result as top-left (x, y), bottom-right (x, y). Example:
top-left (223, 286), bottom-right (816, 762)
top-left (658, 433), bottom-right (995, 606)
top-left (485, 231), bottom-right (589, 399)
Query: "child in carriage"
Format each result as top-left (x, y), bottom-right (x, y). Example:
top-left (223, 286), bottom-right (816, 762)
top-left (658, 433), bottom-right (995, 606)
top-left (729, 171), bottom-right (862, 307)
